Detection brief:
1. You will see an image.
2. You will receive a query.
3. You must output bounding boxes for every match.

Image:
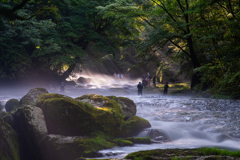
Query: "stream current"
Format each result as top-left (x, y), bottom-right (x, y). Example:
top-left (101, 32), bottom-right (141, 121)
top-left (0, 79), bottom-right (240, 159)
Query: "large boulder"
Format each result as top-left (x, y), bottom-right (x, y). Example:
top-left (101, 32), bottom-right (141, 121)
top-left (5, 99), bottom-right (19, 112)
top-left (0, 118), bottom-right (20, 160)
top-left (119, 116), bottom-right (151, 137)
top-left (106, 96), bottom-right (136, 120)
top-left (38, 134), bottom-right (115, 160)
top-left (3, 105), bottom-right (48, 160)
top-left (20, 88), bottom-right (49, 105)
top-left (77, 77), bottom-right (91, 84)
top-left (76, 94), bottom-right (136, 120)
top-left (38, 134), bottom-right (85, 160)
top-left (36, 93), bottom-right (124, 137)
top-left (0, 102), bottom-right (4, 111)
top-left (0, 111), bottom-right (7, 118)
top-left (75, 94), bottom-right (121, 112)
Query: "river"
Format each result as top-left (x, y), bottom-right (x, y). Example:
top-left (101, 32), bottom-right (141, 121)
top-left (0, 76), bottom-right (240, 159)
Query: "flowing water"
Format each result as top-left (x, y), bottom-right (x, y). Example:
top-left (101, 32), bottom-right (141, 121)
top-left (1, 73), bottom-right (240, 159)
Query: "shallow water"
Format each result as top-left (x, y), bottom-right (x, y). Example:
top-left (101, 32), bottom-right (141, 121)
top-left (96, 94), bottom-right (240, 159)
top-left (1, 76), bottom-right (240, 158)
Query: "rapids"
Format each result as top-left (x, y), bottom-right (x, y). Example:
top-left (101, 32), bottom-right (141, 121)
top-left (0, 73), bottom-right (240, 159)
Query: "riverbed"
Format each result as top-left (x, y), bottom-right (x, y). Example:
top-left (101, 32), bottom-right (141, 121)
top-left (1, 81), bottom-right (240, 159)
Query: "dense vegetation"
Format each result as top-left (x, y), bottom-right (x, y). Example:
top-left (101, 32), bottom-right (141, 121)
top-left (1, 0), bottom-right (240, 97)
top-left (0, 0), bottom-right (139, 84)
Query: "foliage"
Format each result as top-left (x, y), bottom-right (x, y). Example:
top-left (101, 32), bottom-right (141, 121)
top-left (99, 0), bottom-right (240, 96)
top-left (0, 0), bottom-right (140, 83)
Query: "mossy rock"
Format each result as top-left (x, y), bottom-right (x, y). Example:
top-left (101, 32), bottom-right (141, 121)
top-left (38, 135), bottom-right (86, 160)
top-left (0, 102), bottom-right (4, 111)
top-left (77, 77), bottom-right (91, 84)
top-left (124, 148), bottom-right (240, 160)
top-left (0, 111), bottom-right (7, 119)
top-left (106, 96), bottom-right (136, 120)
top-left (5, 99), bottom-right (19, 112)
top-left (112, 138), bottom-right (133, 146)
top-left (36, 93), bottom-right (73, 107)
top-left (75, 94), bottom-right (122, 113)
top-left (119, 116), bottom-right (151, 137)
top-left (37, 93), bottom-right (124, 137)
top-left (0, 118), bottom-right (20, 160)
top-left (20, 88), bottom-right (49, 105)
top-left (124, 137), bottom-right (152, 144)
top-left (75, 136), bottom-right (115, 157)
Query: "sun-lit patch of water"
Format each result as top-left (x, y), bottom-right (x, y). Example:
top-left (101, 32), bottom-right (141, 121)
top-left (68, 71), bottom-right (141, 90)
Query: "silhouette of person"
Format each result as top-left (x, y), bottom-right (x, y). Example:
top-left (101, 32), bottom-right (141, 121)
top-left (137, 82), bottom-right (143, 95)
top-left (60, 82), bottom-right (65, 92)
top-left (163, 82), bottom-right (169, 95)
top-left (153, 75), bottom-right (156, 87)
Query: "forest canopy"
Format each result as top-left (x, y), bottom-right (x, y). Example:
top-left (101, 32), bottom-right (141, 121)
top-left (0, 0), bottom-right (240, 97)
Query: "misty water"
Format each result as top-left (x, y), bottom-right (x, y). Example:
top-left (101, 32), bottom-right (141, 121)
top-left (1, 73), bottom-right (240, 159)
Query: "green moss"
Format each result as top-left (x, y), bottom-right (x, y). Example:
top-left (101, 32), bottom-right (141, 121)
top-left (36, 93), bottom-right (71, 107)
top-left (124, 148), bottom-right (240, 160)
top-left (76, 94), bottom-right (110, 103)
top-left (105, 99), bottom-right (122, 113)
top-left (200, 147), bottom-right (240, 157)
top-left (124, 137), bottom-right (152, 144)
top-left (37, 93), bottom-right (124, 137)
top-left (74, 135), bottom-right (115, 152)
top-left (5, 99), bottom-right (19, 112)
top-left (119, 116), bottom-right (151, 137)
top-left (0, 119), bottom-right (20, 160)
top-left (112, 138), bottom-right (133, 146)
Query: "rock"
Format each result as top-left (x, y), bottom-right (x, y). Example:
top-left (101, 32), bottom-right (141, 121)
top-left (124, 148), bottom-right (240, 160)
top-left (3, 105), bottom-right (48, 160)
top-left (20, 88), bottom-right (49, 105)
top-left (64, 80), bottom-right (76, 86)
top-left (77, 94), bottom-right (136, 120)
top-left (0, 102), bottom-right (4, 111)
top-left (146, 129), bottom-right (167, 140)
top-left (82, 151), bottom-right (104, 158)
top-left (0, 111), bottom-right (7, 118)
top-left (37, 93), bottom-right (124, 137)
top-left (38, 134), bottom-right (85, 160)
top-left (75, 94), bottom-right (122, 112)
top-left (77, 77), bottom-right (91, 84)
top-left (5, 99), bottom-right (19, 112)
top-left (124, 137), bottom-right (152, 144)
top-left (0, 118), bottom-right (20, 160)
top-left (107, 96), bottom-right (136, 120)
top-left (119, 116), bottom-right (151, 137)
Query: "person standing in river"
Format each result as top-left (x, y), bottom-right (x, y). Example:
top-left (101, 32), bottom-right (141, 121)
top-left (60, 82), bottom-right (65, 92)
top-left (163, 82), bottom-right (169, 95)
top-left (137, 82), bottom-right (143, 95)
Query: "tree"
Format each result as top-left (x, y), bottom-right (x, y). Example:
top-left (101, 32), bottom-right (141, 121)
top-left (99, 0), bottom-right (240, 95)
top-left (0, 0), bottom-right (141, 84)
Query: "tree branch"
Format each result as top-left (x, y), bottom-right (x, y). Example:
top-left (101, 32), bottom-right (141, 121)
top-left (140, 16), bottom-right (157, 29)
top-left (167, 38), bottom-right (191, 58)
